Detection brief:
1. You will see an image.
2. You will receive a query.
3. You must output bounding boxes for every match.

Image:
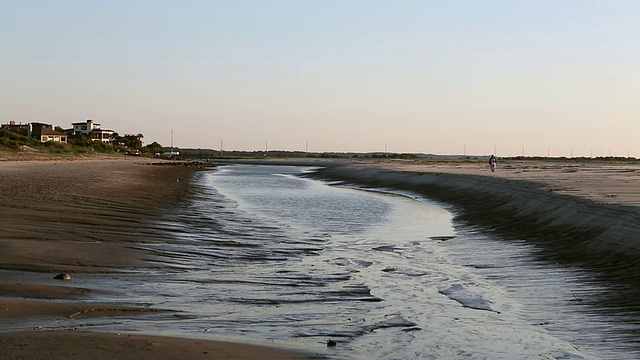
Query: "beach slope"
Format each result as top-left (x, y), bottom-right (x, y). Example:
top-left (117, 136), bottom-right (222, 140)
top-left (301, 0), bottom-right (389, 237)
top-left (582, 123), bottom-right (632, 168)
top-left (0, 159), bottom-right (311, 360)
top-left (308, 161), bottom-right (640, 287)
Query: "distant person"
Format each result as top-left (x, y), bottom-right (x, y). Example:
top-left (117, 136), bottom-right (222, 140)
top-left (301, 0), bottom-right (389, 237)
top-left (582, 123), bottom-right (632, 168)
top-left (489, 155), bottom-right (497, 172)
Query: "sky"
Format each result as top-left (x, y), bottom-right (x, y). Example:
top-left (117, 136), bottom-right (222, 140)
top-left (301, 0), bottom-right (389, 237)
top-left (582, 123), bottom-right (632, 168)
top-left (1, 1), bottom-right (639, 157)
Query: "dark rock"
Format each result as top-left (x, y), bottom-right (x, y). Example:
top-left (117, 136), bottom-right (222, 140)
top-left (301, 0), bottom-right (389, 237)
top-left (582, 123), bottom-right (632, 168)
top-left (53, 273), bottom-right (71, 280)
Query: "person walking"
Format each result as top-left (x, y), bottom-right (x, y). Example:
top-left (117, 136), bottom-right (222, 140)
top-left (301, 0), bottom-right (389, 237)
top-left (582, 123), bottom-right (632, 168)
top-left (489, 155), bottom-right (497, 172)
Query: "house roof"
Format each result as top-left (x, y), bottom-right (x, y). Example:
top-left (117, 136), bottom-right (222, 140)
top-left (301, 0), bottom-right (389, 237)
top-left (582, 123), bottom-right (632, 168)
top-left (39, 128), bottom-right (67, 136)
top-left (2, 123), bottom-right (28, 129)
top-left (90, 128), bottom-right (114, 134)
top-left (72, 120), bottom-right (101, 125)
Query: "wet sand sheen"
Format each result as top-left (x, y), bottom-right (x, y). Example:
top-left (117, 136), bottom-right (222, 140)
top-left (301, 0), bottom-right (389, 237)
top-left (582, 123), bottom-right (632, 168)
top-left (307, 160), bottom-right (640, 349)
top-left (0, 331), bottom-right (306, 360)
top-left (0, 159), bottom-right (312, 360)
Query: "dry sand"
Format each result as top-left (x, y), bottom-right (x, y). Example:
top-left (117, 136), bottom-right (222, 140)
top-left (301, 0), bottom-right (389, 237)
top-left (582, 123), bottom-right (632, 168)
top-left (0, 158), bottom-right (311, 360)
top-left (353, 159), bottom-right (640, 206)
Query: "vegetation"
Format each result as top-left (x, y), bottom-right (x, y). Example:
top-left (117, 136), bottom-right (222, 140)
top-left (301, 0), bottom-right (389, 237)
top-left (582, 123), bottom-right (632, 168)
top-left (173, 147), bottom-right (639, 163)
top-left (0, 128), bottom-right (161, 157)
top-left (2, 127), bottom-right (638, 163)
top-left (0, 129), bottom-right (41, 149)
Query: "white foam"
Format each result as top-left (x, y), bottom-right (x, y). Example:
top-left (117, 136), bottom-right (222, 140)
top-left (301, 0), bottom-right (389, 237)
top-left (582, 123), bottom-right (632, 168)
top-left (439, 283), bottom-right (497, 313)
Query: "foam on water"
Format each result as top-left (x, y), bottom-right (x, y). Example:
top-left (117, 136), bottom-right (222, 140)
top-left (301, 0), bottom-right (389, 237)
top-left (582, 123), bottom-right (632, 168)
top-left (184, 165), bottom-right (608, 359)
top-left (438, 284), bottom-right (497, 313)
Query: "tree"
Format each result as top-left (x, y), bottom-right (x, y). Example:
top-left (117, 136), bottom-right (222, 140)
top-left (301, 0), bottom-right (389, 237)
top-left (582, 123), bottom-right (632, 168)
top-left (144, 141), bottom-right (163, 154)
top-left (121, 134), bottom-right (144, 150)
top-left (110, 132), bottom-right (123, 149)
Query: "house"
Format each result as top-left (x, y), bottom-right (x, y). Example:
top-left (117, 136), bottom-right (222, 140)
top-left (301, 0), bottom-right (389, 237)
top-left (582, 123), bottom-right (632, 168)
top-left (1, 120), bottom-right (29, 134)
top-left (72, 119), bottom-right (101, 135)
top-left (28, 123), bottom-right (68, 143)
top-left (89, 128), bottom-right (115, 143)
top-left (2, 121), bottom-right (67, 143)
top-left (71, 119), bottom-right (115, 143)
top-left (37, 127), bottom-right (68, 143)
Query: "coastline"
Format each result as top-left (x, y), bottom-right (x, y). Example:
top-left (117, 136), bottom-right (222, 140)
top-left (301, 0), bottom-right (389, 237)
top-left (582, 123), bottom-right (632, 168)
top-left (212, 158), bottom-right (640, 206)
top-left (308, 159), bottom-right (640, 258)
top-left (3, 156), bottom-right (639, 359)
top-left (364, 159), bottom-right (640, 206)
top-left (0, 158), bottom-right (313, 360)
top-left (306, 159), bottom-right (640, 315)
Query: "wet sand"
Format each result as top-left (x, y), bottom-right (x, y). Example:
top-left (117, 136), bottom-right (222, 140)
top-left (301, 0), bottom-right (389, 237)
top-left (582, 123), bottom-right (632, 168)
top-left (313, 159), bottom-right (640, 249)
top-left (0, 158), bottom-right (310, 360)
top-left (309, 159), bottom-right (640, 301)
top-left (0, 331), bottom-right (307, 360)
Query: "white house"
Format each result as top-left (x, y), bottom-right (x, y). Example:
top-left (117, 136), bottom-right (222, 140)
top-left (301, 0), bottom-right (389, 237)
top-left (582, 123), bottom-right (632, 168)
top-left (71, 119), bottom-right (115, 143)
top-left (90, 128), bottom-right (115, 143)
top-left (72, 119), bottom-right (101, 135)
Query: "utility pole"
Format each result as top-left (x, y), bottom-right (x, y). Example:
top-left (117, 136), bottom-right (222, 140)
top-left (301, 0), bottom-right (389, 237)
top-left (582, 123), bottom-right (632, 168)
top-left (170, 129), bottom-right (174, 160)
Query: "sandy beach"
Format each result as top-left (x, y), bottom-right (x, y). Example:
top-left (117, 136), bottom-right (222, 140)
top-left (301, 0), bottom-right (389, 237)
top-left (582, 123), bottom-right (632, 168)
top-left (2, 156), bottom-right (639, 359)
top-left (364, 159), bottom-right (640, 206)
top-left (0, 158), bottom-right (310, 360)
top-left (309, 159), bottom-right (640, 300)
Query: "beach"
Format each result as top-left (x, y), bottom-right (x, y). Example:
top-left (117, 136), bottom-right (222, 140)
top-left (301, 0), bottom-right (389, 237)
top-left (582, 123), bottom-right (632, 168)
top-left (309, 159), bottom-right (640, 322)
top-left (0, 158), bottom-right (310, 360)
top-left (312, 159), bottom-right (640, 257)
top-left (2, 157), bottom-right (640, 359)
top-left (365, 159), bottom-right (640, 206)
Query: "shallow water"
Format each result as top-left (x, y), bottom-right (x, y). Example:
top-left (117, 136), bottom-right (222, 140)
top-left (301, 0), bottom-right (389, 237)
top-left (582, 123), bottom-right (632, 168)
top-left (9, 164), bottom-right (640, 359)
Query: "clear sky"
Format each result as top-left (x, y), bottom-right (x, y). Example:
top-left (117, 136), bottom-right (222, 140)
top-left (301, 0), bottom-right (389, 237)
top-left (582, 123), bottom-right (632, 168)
top-left (1, 1), bottom-right (639, 157)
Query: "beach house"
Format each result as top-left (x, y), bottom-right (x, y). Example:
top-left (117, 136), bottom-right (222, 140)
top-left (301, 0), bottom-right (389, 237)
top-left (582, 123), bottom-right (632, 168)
top-left (28, 123), bottom-right (68, 143)
top-left (1, 120), bottom-right (29, 134)
top-left (1, 121), bottom-right (68, 143)
top-left (71, 119), bottom-right (115, 143)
